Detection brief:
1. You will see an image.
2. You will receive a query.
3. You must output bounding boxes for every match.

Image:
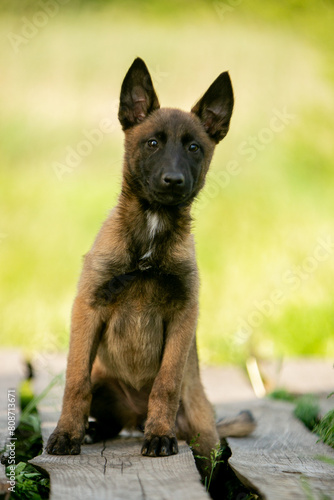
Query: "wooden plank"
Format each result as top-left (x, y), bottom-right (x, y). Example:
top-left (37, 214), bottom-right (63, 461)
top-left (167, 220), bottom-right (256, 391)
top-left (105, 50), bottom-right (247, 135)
top-left (31, 357), bottom-right (334, 499)
top-left (31, 353), bottom-right (209, 500)
top-left (259, 358), bottom-right (334, 395)
top-left (31, 438), bottom-right (209, 500)
top-left (219, 399), bottom-right (334, 500)
top-left (200, 365), bottom-right (256, 403)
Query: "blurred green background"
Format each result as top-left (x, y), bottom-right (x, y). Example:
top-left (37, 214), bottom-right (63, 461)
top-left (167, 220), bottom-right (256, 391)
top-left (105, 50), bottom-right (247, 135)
top-left (1, 0), bottom-right (333, 365)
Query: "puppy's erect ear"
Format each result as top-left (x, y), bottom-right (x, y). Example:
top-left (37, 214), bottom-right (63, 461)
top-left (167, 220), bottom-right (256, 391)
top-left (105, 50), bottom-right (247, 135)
top-left (191, 72), bottom-right (234, 144)
top-left (118, 58), bottom-right (160, 131)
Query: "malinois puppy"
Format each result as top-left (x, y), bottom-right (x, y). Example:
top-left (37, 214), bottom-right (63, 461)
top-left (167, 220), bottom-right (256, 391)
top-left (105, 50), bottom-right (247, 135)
top-left (46, 58), bottom-right (254, 479)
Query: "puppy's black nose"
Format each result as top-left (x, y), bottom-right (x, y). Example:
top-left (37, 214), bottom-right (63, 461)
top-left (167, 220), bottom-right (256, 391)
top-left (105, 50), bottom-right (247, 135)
top-left (161, 172), bottom-right (185, 187)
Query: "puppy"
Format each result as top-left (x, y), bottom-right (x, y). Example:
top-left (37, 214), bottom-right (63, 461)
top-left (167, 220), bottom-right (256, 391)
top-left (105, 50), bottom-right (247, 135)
top-left (46, 58), bottom-right (254, 479)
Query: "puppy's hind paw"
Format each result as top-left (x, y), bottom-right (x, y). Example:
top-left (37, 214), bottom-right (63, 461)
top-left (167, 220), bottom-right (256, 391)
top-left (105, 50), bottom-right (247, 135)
top-left (217, 410), bottom-right (256, 438)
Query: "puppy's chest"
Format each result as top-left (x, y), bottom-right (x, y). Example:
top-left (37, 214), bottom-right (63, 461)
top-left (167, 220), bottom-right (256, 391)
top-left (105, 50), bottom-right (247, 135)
top-left (99, 302), bottom-right (164, 389)
top-left (92, 255), bottom-right (193, 387)
top-left (93, 263), bottom-right (191, 310)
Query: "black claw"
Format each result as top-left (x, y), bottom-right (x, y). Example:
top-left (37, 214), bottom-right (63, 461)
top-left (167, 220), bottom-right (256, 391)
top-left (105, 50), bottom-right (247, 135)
top-left (160, 436), bottom-right (170, 456)
top-left (141, 441), bottom-right (149, 455)
top-left (148, 436), bottom-right (160, 456)
top-left (141, 435), bottom-right (178, 457)
top-left (170, 437), bottom-right (178, 455)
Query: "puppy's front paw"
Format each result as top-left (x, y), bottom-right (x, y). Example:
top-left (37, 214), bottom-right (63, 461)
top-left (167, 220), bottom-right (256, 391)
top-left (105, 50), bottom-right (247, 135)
top-left (46, 429), bottom-right (82, 455)
top-left (141, 435), bottom-right (178, 457)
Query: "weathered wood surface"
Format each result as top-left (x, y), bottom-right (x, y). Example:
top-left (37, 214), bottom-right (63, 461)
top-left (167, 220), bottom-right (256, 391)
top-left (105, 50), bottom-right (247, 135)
top-left (30, 353), bottom-right (209, 500)
top-left (259, 358), bottom-right (334, 396)
top-left (218, 400), bottom-right (334, 500)
top-left (0, 351), bottom-right (25, 497)
top-left (31, 437), bottom-right (209, 500)
top-left (201, 364), bottom-right (255, 403)
top-left (27, 354), bottom-right (334, 499)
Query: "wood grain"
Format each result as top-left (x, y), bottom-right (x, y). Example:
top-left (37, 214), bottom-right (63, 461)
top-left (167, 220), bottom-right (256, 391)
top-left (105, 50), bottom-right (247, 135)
top-left (30, 355), bottom-right (334, 499)
top-left (220, 399), bottom-right (334, 500)
top-left (31, 437), bottom-right (209, 500)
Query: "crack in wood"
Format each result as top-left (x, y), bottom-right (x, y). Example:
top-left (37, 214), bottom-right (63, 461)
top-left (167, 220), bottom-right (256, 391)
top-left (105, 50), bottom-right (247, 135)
top-left (137, 472), bottom-right (147, 499)
top-left (101, 441), bottom-right (107, 475)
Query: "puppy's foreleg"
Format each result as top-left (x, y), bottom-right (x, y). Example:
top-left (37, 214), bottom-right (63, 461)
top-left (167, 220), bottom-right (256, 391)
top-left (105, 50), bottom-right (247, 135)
top-left (141, 303), bottom-right (198, 457)
top-left (46, 296), bottom-right (103, 454)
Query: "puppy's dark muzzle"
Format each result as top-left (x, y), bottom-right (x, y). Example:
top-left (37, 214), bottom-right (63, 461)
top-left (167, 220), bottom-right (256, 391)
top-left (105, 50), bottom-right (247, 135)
top-left (152, 171), bottom-right (191, 205)
top-left (161, 172), bottom-right (185, 188)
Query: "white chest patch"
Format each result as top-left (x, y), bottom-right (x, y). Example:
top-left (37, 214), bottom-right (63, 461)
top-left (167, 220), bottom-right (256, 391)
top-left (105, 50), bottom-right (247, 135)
top-left (141, 248), bottom-right (153, 260)
top-left (146, 211), bottom-right (163, 241)
top-left (139, 212), bottom-right (164, 264)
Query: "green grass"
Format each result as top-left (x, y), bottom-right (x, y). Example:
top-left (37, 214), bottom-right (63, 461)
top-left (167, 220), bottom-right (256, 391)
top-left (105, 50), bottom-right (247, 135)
top-left (315, 393), bottom-right (334, 449)
top-left (1, 1), bottom-right (334, 364)
top-left (294, 395), bottom-right (320, 431)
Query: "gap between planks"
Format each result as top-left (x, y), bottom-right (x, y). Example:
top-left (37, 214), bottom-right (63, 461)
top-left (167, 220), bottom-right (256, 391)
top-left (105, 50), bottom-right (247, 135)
top-left (219, 399), bottom-right (334, 500)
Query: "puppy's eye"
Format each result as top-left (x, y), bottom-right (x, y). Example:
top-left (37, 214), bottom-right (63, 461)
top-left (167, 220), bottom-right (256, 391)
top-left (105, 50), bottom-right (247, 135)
top-left (147, 139), bottom-right (158, 148)
top-left (189, 143), bottom-right (199, 153)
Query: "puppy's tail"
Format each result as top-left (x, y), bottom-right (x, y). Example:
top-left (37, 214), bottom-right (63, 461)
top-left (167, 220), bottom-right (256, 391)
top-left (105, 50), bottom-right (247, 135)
top-left (217, 410), bottom-right (256, 438)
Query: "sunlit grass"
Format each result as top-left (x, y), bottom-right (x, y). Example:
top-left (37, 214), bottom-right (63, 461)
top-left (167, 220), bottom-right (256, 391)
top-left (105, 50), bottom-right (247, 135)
top-left (1, 2), bottom-right (333, 364)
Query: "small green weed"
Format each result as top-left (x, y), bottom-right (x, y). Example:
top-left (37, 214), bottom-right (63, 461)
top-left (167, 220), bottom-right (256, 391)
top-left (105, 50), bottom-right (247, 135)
top-left (313, 393), bottom-right (334, 449)
top-left (314, 409), bottom-right (334, 449)
top-left (9, 462), bottom-right (50, 500)
top-left (189, 435), bottom-right (259, 499)
top-left (190, 435), bottom-right (227, 492)
top-left (294, 395), bottom-right (320, 431)
top-left (315, 455), bottom-right (334, 466)
top-left (195, 443), bottom-right (227, 492)
top-left (267, 388), bottom-right (295, 402)
top-left (267, 390), bottom-right (321, 431)
top-left (300, 474), bottom-right (331, 500)
top-left (301, 455), bottom-right (334, 499)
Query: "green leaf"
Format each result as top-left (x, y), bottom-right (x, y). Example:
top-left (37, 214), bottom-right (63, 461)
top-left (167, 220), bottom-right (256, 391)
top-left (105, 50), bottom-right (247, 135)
top-left (315, 455), bottom-right (334, 466)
